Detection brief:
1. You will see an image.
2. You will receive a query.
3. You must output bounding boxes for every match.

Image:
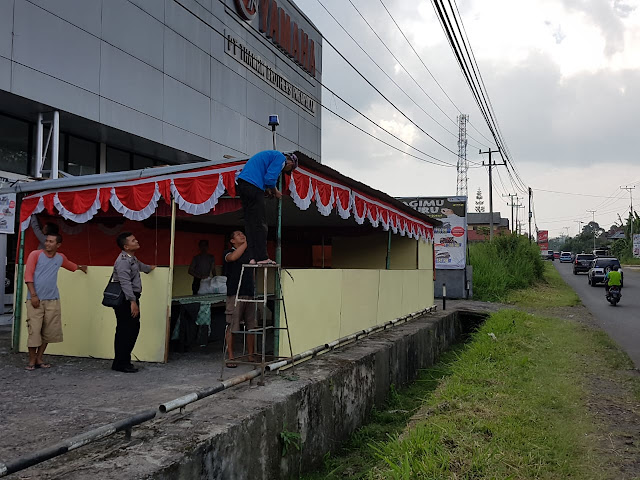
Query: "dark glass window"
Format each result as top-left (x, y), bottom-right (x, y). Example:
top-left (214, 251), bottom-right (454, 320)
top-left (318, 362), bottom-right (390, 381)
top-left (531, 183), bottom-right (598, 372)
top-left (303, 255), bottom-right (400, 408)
top-left (66, 135), bottom-right (98, 176)
top-left (0, 114), bottom-right (31, 176)
top-left (132, 154), bottom-right (154, 170)
top-left (106, 147), bottom-right (131, 172)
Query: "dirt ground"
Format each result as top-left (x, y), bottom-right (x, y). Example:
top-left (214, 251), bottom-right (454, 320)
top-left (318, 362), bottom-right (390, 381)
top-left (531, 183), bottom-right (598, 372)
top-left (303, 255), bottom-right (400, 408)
top-left (0, 324), bottom-right (254, 464)
top-left (527, 304), bottom-right (640, 479)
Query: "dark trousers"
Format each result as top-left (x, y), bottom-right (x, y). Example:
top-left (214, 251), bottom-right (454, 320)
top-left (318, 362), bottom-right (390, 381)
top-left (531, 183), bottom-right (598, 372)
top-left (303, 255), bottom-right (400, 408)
top-left (112, 294), bottom-right (141, 369)
top-left (192, 277), bottom-right (201, 295)
top-left (237, 179), bottom-right (269, 262)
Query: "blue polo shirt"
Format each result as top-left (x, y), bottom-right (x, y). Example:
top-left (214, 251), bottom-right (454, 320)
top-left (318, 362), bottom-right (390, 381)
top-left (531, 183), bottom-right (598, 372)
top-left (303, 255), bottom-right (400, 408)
top-left (237, 150), bottom-right (286, 191)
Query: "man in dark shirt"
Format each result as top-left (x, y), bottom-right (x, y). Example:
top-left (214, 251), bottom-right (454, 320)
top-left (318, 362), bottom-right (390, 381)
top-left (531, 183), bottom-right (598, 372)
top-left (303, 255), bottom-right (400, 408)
top-left (223, 230), bottom-right (256, 367)
top-left (188, 239), bottom-right (216, 295)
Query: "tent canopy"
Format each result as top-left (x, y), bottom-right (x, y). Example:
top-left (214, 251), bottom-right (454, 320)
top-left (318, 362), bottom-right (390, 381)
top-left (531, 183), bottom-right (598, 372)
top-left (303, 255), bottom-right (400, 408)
top-left (16, 152), bottom-right (438, 242)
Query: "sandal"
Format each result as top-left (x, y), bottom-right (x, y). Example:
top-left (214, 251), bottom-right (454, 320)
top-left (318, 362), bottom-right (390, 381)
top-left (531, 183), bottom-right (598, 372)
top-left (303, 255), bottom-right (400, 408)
top-left (35, 363), bottom-right (51, 369)
top-left (25, 364), bottom-right (36, 371)
top-left (226, 362), bottom-right (238, 368)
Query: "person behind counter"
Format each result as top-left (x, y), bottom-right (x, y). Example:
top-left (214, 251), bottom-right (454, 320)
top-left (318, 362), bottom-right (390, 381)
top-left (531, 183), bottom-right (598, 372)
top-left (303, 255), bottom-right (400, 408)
top-left (188, 239), bottom-right (216, 295)
top-left (111, 232), bottom-right (156, 373)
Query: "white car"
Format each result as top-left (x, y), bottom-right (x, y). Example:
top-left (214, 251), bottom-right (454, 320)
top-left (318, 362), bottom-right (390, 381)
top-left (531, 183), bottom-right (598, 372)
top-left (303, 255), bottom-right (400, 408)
top-left (559, 252), bottom-right (572, 263)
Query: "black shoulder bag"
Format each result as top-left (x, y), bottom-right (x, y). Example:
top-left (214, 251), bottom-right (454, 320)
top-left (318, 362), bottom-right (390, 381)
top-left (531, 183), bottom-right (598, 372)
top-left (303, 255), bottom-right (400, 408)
top-left (102, 273), bottom-right (124, 307)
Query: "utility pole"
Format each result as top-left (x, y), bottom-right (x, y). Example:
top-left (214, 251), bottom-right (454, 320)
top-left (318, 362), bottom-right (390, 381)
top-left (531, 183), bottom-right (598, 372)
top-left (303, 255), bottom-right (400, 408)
top-left (587, 210), bottom-right (596, 250)
top-left (502, 193), bottom-right (516, 234)
top-left (516, 203), bottom-right (524, 235)
top-left (479, 147), bottom-right (505, 242)
top-left (528, 187), bottom-right (532, 243)
top-left (621, 186), bottom-right (635, 241)
top-left (574, 220), bottom-right (583, 237)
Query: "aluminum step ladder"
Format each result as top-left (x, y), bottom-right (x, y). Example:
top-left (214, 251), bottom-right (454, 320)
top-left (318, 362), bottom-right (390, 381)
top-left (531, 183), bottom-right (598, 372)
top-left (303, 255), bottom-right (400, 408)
top-left (219, 263), bottom-right (294, 384)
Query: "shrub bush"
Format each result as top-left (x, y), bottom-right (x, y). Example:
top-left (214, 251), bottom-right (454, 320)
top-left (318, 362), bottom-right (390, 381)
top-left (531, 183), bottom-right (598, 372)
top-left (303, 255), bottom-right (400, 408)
top-left (469, 235), bottom-right (545, 302)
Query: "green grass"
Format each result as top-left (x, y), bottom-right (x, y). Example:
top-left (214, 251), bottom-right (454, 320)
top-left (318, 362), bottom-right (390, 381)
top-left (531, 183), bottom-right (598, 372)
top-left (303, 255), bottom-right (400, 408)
top-left (366, 310), bottom-right (631, 479)
top-left (621, 257), bottom-right (640, 266)
top-left (302, 344), bottom-right (466, 480)
top-left (469, 235), bottom-right (545, 302)
top-left (506, 262), bottom-right (580, 308)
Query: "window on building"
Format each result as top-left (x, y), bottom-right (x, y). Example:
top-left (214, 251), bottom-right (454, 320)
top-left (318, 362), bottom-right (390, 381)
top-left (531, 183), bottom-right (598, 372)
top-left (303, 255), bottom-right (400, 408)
top-left (106, 147), bottom-right (131, 172)
top-left (132, 154), bottom-right (154, 170)
top-left (66, 135), bottom-right (98, 176)
top-left (0, 114), bottom-right (31, 176)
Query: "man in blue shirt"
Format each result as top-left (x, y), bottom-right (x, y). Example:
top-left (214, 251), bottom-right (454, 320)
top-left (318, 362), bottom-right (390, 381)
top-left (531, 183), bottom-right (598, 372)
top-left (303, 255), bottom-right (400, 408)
top-left (237, 151), bottom-right (298, 264)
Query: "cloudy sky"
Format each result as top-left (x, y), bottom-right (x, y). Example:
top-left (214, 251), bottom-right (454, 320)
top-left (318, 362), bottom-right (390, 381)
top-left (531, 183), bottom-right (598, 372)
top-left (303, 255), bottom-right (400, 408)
top-left (295, 0), bottom-right (640, 238)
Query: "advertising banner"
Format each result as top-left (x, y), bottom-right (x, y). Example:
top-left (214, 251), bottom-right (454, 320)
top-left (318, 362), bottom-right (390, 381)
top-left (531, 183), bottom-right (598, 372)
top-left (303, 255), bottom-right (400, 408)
top-left (399, 196), bottom-right (467, 270)
top-left (0, 193), bottom-right (16, 234)
top-left (537, 230), bottom-right (548, 245)
top-left (633, 234), bottom-right (640, 259)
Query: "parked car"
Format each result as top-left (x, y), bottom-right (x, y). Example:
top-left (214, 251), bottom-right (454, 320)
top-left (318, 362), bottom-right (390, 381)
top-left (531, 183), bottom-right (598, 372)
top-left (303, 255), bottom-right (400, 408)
top-left (588, 257), bottom-right (623, 287)
top-left (553, 251), bottom-right (560, 259)
top-left (573, 253), bottom-right (595, 274)
top-left (540, 249), bottom-right (554, 261)
top-left (593, 249), bottom-right (609, 257)
top-left (559, 252), bottom-right (572, 263)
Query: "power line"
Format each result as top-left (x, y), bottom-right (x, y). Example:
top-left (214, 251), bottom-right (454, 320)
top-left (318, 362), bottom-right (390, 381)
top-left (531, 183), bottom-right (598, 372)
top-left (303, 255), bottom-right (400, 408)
top-left (173, 0), bottom-right (468, 169)
top-left (344, 0), bottom-right (489, 150)
top-left (312, 0), bottom-right (469, 159)
top-left (378, 0), bottom-right (495, 148)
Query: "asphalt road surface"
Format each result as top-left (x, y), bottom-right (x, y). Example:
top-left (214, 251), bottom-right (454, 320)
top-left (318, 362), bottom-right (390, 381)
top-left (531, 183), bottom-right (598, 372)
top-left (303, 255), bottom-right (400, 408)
top-left (554, 261), bottom-right (640, 368)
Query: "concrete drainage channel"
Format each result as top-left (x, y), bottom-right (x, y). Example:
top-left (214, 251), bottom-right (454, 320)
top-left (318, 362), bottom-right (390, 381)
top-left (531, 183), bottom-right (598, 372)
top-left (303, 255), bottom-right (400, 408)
top-left (2, 307), bottom-right (489, 479)
top-left (151, 308), bottom-right (488, 480)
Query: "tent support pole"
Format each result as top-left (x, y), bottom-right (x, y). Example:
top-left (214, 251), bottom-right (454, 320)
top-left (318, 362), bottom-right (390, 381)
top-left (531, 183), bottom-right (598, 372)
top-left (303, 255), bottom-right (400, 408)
top-left (274, 175), bottom-right (282, 357)
top-left (12, 229), bottom-right (25, 352)
top-left (386, 230), bottom-right (391, 270)
top-left (163, 199), bottom-right (176, 363)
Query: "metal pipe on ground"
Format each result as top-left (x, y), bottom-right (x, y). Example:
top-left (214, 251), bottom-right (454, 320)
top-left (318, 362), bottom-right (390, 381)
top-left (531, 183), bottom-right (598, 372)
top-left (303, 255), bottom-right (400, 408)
top-left (0, 409), bottom-right (157, 478)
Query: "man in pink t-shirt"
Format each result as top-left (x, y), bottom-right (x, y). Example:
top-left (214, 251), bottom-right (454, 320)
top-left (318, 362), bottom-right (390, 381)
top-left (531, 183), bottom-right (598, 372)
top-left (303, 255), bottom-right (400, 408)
top-left (24, 233), bottom-right (87, 370)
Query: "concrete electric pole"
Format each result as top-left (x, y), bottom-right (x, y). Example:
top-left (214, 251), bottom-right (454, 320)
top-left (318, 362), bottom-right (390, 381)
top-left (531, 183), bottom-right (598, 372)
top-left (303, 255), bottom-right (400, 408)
top-left (587, 210), bottom-right (596, 250)
top-left (479, 147), bottom-right (505, 242)
top-left (621, 186), bottom-right (635, 241)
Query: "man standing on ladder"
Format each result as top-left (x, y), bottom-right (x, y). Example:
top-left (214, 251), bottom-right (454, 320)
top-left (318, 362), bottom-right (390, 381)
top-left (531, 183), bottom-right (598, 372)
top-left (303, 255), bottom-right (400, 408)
top-left (236, 150), bottom-right (298, 265)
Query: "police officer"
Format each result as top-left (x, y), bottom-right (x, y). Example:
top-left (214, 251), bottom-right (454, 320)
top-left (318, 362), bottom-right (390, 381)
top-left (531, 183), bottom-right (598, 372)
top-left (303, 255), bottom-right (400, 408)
top-left (111, 232), bottom-right (156, 373)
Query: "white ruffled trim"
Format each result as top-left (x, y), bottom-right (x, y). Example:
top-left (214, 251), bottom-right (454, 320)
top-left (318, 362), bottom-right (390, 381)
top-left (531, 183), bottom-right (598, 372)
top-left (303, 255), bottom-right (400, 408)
top-left (335, 191), bottom-right (351, 220)
top-left (289, 172), bottom-right (314, 211)
top-left (54, 190), bottom-right (101, 224)
top-left (352, 195), bottom-right (367, 225)
top-left (21, 197), bottom-right (45, 231)
top-left (171, 175), bottom-right (226, 216)
top-left (315, 186), bottom-right (335, 217)
top-left (367, 206), bottom-right (380, 228)
top-left (111, 184), bottom-right (161, 221)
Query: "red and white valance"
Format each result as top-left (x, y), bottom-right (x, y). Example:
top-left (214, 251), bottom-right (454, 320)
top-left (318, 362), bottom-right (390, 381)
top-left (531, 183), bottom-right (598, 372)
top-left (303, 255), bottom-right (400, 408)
top-left (286, 167), bottom-right (434, 242)
top-left (19, 161), bottom-right (434, 242)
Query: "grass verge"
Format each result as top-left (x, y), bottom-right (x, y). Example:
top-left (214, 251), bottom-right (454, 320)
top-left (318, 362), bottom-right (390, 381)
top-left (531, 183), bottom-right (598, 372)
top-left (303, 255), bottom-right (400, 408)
top-left (506, 262), bottom-right (580, 308)
top-left (367, 309), bottom-right (631, 479)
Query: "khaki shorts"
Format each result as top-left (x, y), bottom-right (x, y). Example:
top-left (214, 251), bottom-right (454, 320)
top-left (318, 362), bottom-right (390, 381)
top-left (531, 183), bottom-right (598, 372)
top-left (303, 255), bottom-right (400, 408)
top-left (225, 296), bottom-right (257, 332)
top-left (26, 299), bottom-right (63, 347)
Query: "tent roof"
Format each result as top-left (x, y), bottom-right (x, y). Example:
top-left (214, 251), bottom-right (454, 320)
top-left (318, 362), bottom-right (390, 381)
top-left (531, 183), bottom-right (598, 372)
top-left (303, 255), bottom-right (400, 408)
top-left (13, 151), bottom-right (439, 241)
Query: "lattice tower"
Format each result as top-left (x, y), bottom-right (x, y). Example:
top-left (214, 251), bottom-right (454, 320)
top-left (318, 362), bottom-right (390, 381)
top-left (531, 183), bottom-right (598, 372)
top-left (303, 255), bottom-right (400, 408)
top-left (456, 114), bottom-right (469, 197)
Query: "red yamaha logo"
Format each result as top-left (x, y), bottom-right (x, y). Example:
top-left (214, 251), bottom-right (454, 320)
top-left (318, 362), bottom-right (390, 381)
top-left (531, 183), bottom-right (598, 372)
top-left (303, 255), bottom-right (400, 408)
top-left (234, 0), bottom-right (258, 21)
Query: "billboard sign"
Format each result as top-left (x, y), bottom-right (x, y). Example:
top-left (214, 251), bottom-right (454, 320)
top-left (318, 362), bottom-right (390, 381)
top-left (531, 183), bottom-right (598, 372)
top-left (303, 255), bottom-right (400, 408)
top-left (633, 234), bottom-right (640, 258)
top-left (399, 196), bottom-right (467, 270)
top-left (0, 193), bottom-right (16, 234)
top-left (537, 230), bottom-right (548, 244)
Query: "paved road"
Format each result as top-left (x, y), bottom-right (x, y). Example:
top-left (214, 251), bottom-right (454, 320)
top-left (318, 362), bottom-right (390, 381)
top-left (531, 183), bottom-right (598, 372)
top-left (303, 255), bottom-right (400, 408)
top-left (554, 261), bottom-right (640, 368)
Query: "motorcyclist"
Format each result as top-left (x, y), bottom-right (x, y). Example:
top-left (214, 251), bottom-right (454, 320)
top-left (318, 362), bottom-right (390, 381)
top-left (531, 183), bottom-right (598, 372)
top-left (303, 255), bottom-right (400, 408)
top-left (604, 265), bottom-right (622, 294)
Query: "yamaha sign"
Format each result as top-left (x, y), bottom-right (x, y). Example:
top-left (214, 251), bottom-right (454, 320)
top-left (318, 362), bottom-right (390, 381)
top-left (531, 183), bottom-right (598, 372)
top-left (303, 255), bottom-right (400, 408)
top-left (233, 0), bottom-right (317, 78)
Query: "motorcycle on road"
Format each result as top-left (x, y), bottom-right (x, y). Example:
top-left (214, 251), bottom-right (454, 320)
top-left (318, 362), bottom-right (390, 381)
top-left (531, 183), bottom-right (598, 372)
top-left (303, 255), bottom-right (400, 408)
top-left (606, 286), bottom-right (622, 306)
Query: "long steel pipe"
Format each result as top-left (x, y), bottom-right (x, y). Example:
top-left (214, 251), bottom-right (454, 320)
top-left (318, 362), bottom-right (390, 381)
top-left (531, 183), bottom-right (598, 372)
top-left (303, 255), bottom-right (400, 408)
top-left (0, 409), bottom-right (157, 477)
top-left (0, 305), bottom-right (437, 477)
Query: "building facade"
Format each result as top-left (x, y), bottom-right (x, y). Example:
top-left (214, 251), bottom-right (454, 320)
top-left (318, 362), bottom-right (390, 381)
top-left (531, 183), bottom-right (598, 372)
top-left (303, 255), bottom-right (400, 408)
top-left (0, 0), bottom-right (322, 181)
top-left (0, 0), bottom-right (322, 317)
